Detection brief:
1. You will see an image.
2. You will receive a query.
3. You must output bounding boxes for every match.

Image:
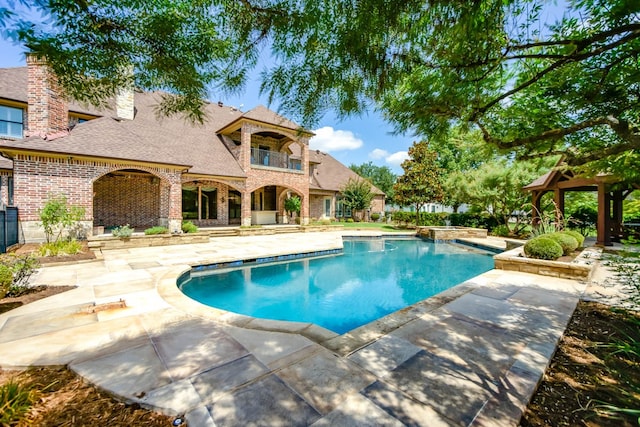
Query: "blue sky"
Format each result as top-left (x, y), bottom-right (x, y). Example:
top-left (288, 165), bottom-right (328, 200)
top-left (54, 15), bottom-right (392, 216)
top-left (0, 35), bottom-right (414, 174)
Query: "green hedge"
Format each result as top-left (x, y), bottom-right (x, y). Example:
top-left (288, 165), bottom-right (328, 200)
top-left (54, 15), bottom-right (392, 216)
top-left (547, 232), bottom-right (579, 255)
top-left (560, 230), bottom-right (585, 247)
top-left (390, 211), bottom-right (499, 231)
top-left (524, 236), bottom-right (563, 260)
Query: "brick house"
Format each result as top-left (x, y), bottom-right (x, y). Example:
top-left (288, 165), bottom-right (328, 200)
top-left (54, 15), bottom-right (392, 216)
top-left (0, 58), bottom-right (384, 242)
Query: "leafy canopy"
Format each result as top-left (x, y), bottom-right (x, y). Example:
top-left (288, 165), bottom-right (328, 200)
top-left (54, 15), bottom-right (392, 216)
top-left (349, 162), bottom-right (397, 200)
top-left (3, 0), bottom-right (640, 175)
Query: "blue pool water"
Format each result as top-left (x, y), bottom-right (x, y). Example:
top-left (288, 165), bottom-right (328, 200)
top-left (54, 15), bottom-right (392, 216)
top-left (179, 238), bottom-right (494, 334)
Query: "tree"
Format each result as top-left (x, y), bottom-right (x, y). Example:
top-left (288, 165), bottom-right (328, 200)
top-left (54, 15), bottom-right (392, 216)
top-left (2, 0), bottom-right (287, 122)
top-left (260, 0), bottom-right (640, 177)
top-left (393, 141), bottom-right (443, 225)
top-left (284, 195), bottom-right (301, 218)
top-left (432, 127), bottom-right (497, 212)
top-left (349, 162), bottom-right (396, 200)
top-left (340, 178), bottom-right (375, 221)
top-left (463, 160), bottom-right (552, 235)
top-left (6, 1), bottom-right (640, 175)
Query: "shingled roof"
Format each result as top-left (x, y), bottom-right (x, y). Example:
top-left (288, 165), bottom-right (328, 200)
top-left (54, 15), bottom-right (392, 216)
top-left (218, 104), bottom-right (313, 135)
top-left (0, 67), bottom-right (109, 116)
top-left (0, 70), bottom-right (248, 177)
top-left (310, 150), bottom-right (384, 195)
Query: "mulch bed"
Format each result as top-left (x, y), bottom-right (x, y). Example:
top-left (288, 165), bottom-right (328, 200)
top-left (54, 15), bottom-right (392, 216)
top-left (13, 242), bottom-right (96, 264)
top-left (0, 367), bottom-right (177, 426)
top-left (521, 301), bottom-right (640, 426)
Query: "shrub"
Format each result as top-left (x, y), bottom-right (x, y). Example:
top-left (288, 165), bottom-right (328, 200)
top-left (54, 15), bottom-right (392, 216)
top-left (284, 196), bottom-right (301, 216)
top-left (111, 224), bottom-right (133, 238)
top-left (524, 236), bottom-right (563, 260)
top-left (38, 194), bottom-right (86, 244)
top-left (0, 380), bottom-right (37, 426)
top-left (346, 218), bottom-right (354, 223)
top-left (144, 226), bottom-right (169, 235)
top-left (0, 253), bottom-right (39, 295)
top-left (0, 264), bottom-right (13, 299)
top-left (547, 232), bottom-right (579, 255)
top-left (182, 221), bottom-right (198, 233)
top-left (492, 224), bottom-right (511, 237)
top-left (37, 240), bottom-right (82, 257)
top-left (370, 213), bottom-right (381, 221)
top-left (561, 229), bottom-right (585, 247)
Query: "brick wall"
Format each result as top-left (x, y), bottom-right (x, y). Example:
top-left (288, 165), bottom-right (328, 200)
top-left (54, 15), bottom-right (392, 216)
top-left (26, 55), bottom-right (68, 135)
top-left (371, 196), bottom-right (385, 215)
top-left (181, 179), bottom-right (231, 226)
top-left (12, 154), bottom-right (183, 240)
top-left (94, 174), bottom-right (160, 229)
top-left (309, 195), bottom-right (328, 220)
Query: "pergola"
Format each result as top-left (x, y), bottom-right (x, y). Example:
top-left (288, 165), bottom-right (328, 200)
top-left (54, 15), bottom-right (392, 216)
top-left (524, 166), bottom-right (638, 246)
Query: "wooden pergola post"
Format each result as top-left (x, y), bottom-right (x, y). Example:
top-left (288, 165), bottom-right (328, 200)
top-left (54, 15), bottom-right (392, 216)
top-left (612, 190), bottom-right (624, 241)
top-left (554, 189), bottom-right (565, 229)
top-left (531, 190), bottom-right (543, 229)
top-left (596, 182), bottom-right (612, 246)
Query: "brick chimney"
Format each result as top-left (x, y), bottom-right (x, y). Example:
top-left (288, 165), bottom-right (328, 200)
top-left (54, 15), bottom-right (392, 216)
top-left (26, 54), bottom-right (69, 136)
top-left (115, 87), bottom-right (135, 120)
top-left (115, 65), bottom-right (135, 120)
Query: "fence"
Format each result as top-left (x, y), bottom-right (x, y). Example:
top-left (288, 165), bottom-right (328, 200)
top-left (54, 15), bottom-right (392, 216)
top-left (0, 207), bottom-right (18, 253)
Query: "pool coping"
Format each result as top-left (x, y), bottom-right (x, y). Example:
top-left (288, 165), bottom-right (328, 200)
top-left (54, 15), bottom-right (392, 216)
top-left (1, 230), bottom-right (604, 426)
top-left (157, 235), bottom-right (494, 356)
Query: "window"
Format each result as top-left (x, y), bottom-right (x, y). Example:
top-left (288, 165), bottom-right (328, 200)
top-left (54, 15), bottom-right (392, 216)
top-left (0, 105), bottom-right (23, 138)
top-left (182, 187), bottom-right (217, 220)
top-left (336, 198), bottom-right (352, 218)
top-left (228, 190), bottom-right (241, 219)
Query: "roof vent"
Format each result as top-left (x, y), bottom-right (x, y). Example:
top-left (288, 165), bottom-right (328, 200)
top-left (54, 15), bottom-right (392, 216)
top-left (217, 101), bottom-right (223, 107)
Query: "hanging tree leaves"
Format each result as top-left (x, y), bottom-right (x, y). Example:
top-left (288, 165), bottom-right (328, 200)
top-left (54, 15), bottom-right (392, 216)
top-left (3, 0), bottom-right (640, 175)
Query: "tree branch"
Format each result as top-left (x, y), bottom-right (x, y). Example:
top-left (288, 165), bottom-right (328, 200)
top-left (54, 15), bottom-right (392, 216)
top-left (471, 29), bottom-right (640, 120)
top-left (477, 116), bottom-right (612, 149)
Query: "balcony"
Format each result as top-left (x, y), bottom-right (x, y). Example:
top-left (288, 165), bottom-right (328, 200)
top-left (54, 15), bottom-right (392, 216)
top-left (251, 147), bottom-right (302, 171)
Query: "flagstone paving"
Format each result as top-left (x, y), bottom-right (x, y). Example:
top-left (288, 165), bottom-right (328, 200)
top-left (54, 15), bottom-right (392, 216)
top-left (0, 231), bottom-right (602, 426)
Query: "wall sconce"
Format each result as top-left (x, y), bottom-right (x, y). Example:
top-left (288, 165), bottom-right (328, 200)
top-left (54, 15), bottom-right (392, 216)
top-left (221, 197), bottom-right (225, 203)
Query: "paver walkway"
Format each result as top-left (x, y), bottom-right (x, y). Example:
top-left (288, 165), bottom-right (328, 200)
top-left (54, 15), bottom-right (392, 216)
top-left (0, 232), bottom-right (598, 426)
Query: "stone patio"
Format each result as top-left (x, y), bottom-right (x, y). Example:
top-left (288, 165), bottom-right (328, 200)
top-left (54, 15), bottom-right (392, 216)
top-left (0, 231), bottom-right (605, 426)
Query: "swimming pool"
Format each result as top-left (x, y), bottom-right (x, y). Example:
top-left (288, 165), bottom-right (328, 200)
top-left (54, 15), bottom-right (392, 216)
top-left (178, 237), bottom-right (495, 334)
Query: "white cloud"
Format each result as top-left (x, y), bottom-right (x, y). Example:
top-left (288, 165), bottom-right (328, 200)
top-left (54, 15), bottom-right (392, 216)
top-left (310, 126), bottom-right (363, 152)
top-left (369, 148), bottom-right (389, 159)
top-left (385, 151), bottom-right (409, 166)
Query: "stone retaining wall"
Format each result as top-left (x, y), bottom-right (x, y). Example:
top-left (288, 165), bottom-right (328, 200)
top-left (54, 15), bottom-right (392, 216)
top-left (88, 232), bottom-right (210, 251)
top-left (494, 246), bottom-right (601, 280)
top-left (418, 226), bottom-right (488, 241)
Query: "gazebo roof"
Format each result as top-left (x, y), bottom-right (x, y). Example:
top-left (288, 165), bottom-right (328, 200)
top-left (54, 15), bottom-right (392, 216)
top-left (523, 162), bottom-right (615, 193)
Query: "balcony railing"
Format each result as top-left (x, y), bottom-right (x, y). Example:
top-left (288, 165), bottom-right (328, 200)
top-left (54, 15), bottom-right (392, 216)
top-left (250, 148), bottom-right (301, 171)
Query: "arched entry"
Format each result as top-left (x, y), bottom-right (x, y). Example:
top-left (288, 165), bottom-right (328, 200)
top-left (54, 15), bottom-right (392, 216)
top-left (251, 185), bottom-right (278, 224)
top-left (93, 169), bottom-right (164, 230)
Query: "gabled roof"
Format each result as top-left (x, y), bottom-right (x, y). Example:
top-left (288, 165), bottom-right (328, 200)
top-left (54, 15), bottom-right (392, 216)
top-left (310, 150), bottom-right (385, 195)
top-left (217, 104), bottom-right (313, 136)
